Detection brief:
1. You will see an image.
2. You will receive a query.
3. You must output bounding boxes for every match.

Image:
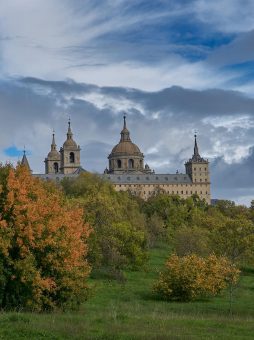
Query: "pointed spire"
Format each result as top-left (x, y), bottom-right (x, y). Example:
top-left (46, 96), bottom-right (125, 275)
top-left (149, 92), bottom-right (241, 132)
top-left (120, 114), bottom-right (131, 142)
top-left (51, 130), bottom-right (56, 151)
top-left (194, 133), bottom-right (200, 157)
top-left (21, 147), bottom-right (31, 171)
top-left (67, 118), bottom-right (73, 139)
top-left (190, 133), bottom-right (205, 162)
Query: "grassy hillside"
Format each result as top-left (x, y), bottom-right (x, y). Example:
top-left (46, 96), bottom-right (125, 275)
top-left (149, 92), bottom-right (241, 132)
top-left (0, 243), bottom-right (254, 339)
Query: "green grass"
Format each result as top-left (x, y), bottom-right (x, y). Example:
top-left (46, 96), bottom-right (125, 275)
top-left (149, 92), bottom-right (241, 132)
top-left (1, 244), bottom-right (254, 339)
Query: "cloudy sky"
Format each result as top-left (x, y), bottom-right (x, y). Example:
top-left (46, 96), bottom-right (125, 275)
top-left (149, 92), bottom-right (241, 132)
top-left (0, 0), bottom-right (254, 204)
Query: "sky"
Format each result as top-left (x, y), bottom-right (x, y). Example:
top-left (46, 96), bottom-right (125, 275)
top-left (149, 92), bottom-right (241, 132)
top-left (0, 0), bottom-right (254, 205)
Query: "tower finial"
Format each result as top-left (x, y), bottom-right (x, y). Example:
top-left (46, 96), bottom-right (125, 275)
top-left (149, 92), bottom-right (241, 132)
top-left (23, 145), bottom-right (26, 155)
top-left (51, 130), bottom-right (56, 150)
top-left (67, 117), bottom-right (73, 139)
top-left (120, 114), bottom-right (130, 142)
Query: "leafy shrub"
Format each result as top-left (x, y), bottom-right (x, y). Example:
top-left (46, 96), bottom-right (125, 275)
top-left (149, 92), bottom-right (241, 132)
top-left (0, 165), bottom-right (91, 311)
top-left (153, 254), bottom-right (240, 301)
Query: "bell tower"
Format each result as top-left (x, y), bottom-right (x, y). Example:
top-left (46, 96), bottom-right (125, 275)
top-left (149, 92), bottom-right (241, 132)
top-left (45, 131), bottom-right (61, 174)
top-left (185, 134), bottom-right (210, 201)
top-left (60, 120), bottom-right (81, 174)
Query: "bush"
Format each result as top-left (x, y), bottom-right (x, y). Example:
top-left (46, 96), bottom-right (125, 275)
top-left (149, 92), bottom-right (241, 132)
top-left (0, 165), bottom-right (91, 311)
top-left (153, 254), bottom-right (240, 301)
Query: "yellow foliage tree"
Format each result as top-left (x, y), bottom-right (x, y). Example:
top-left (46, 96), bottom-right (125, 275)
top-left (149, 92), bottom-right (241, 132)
top-left (153, 254), bottom-right (240, 301)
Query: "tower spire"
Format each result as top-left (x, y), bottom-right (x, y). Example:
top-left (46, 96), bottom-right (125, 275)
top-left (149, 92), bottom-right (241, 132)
top-left (51, 130), bottom-right (56, 151)
top-left (194, 133), bottom-right (199, 157)
top-left (67, 118), bottom-right (73, 139)
top-left (120, 114), bottom-right (131, 142)
top-left (21, 147), bottom-right (31, 171)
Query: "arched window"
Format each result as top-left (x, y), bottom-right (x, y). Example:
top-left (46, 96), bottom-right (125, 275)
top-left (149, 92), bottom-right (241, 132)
top-left (53, 162), bottom-right (59, 173)
top-left (70, 152), bottom-right (75, 163)
top-left (117, 159), bottom-right (122, 168)
top-left (128, 159), bottom-right (134, 169)
top-left (140, 160), bottom-right (142, 168)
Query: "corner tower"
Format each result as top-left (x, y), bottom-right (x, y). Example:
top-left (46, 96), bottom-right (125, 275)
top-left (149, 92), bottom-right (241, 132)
top-left (185, 134), bottom-right (210, 202)
top-left (60, 120), bottom-right (81, 174)
top-left (107, 115), bottom-right (151, 174)
top-left (45, 131), bottom-right (61, 174)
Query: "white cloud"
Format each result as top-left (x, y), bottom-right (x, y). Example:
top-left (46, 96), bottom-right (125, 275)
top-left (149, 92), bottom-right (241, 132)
top-left (195, 0), bottom-right (254, 33)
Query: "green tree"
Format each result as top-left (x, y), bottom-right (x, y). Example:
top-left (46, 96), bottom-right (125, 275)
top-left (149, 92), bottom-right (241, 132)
top-left (61, 173), bottom-right (148, 276)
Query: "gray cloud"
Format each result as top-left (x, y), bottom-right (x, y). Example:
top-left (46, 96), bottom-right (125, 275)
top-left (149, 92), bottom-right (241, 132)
top-left (1, 77), bottom-right (254, 204)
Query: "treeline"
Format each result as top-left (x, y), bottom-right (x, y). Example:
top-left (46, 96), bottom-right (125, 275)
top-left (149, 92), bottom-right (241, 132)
top-left (0, 165), bottom-right (254, 310)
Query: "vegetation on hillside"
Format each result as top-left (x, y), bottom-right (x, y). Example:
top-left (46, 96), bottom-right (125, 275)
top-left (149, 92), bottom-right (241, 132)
top-left (0, 165), bottom-right (254, 328)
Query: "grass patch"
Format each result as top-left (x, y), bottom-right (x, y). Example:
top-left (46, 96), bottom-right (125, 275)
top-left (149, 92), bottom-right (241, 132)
top-left (0, 243), bottom-right (254, 339)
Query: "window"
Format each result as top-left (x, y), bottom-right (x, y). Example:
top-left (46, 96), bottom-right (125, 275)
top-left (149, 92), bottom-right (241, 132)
top-left (53, 162), bottom-right (59, 173)
top-left (128, 159), bottom-right (134, 168)
top-left (69, 152), bottom-right (75, 163)
top-left (117, 159), bottom-right (122, 168)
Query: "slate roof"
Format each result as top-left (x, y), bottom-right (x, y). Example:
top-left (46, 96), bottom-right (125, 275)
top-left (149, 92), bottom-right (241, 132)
top-left (34, 172), bottom-right (192, 184)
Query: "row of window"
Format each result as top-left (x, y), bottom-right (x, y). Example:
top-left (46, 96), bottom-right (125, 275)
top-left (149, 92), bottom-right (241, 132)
top-left (118, 183), bottom-right (209, 188)
top-left (141, 190), bottom-right (208, 195)
top-left (113, 176), bottom-right (189, 181)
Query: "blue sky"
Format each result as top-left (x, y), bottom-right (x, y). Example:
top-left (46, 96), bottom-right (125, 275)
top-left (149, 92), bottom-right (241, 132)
top-left (0, 0), bottom-right (254, 204)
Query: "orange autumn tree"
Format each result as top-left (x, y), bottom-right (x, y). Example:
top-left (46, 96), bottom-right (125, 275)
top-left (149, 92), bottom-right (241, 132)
top-left (0, 164), bottom-right (91, 311)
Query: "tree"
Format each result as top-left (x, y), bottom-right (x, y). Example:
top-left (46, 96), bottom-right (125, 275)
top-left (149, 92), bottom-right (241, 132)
top-left (153, 254), bottom-right (240, 302)
top-left (209, 216), bottom-right (254, 265)
top-left (173, 225), bottom-right (210, 257)
top-left (61, 173), bottom-right (148, 276)
top-left (0, 165), bottom-right (91, 311)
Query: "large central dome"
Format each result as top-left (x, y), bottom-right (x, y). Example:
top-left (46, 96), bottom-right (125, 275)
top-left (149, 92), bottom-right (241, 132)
top-left (107, 116), bottom-right (151, 174)
top-left (111, 140), bottom-right (141, 154)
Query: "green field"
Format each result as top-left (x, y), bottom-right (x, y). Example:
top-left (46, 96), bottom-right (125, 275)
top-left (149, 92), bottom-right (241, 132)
top-left (0, 244), bottom-right (254, 339)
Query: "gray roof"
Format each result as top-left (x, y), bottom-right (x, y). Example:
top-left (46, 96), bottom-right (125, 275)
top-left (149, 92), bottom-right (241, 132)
top-left (34, 171), bottom-right (192, 185)
top-left (101, 173), bottom-right (192, 184)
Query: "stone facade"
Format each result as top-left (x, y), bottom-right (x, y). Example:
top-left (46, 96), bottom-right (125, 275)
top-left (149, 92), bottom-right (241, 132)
top-left (33, 116), bottom-right (211, 204)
